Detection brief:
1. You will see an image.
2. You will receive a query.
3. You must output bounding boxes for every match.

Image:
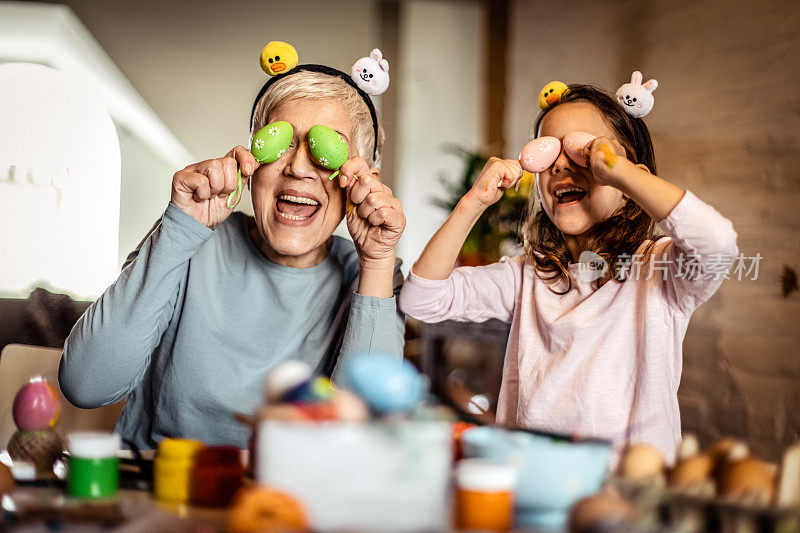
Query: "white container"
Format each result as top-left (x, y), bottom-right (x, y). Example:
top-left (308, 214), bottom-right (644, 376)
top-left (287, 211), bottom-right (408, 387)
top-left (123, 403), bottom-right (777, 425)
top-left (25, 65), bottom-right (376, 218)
top-left (256, 420), bottom-right (452, 532)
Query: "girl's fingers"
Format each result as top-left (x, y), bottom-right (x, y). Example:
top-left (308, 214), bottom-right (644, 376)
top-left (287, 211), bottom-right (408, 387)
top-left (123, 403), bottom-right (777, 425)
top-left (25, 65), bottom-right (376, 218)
top-left (479, 158), bottom-right (521, 192)
top-left (499, 160), bottom-right (523, 188)
top-left (587, 137), bottom-right (625, 157)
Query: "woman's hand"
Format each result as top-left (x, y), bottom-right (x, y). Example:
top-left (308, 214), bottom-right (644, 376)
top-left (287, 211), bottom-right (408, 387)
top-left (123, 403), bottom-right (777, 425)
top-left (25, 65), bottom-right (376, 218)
top-left (171, 146), bottom-right (258, 229)
top-left (462, 157), bottom-right (523, 212)
top-left (338, 157), bottom-right (405, 271)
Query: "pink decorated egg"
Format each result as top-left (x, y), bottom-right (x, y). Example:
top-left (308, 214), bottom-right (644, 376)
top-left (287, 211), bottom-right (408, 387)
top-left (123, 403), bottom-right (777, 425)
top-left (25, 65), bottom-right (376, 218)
top-left (562, 131), bottom-right (596, 167)
top-left (12, 377), bottom-right (62, 431)
top-left (519, 136), bottom-right (560, 173)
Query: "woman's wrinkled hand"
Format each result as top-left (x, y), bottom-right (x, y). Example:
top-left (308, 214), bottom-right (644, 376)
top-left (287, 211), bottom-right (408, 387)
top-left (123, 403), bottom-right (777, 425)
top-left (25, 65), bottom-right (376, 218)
top-left (337, 156), bottom-right (405, 270)
top-left (171, 146), bottom-right (259, 229)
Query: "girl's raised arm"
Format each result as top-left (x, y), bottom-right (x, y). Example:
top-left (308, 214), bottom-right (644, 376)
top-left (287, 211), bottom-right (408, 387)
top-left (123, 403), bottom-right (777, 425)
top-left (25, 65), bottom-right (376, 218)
top-left (400, 158), bottom-right (523, 324)
top-left (586, 138), bottom-right (737, 314)
top-left (412, 158), bottom-right (522, 279)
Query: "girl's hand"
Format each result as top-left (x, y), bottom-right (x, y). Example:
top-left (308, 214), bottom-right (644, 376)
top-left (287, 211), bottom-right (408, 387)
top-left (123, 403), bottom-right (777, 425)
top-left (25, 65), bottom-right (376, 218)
top-left (171, 146), bottom-right (258, 229)
top-left (583, 137), bottom-right (630, 188)
top-left (463, 157), bottom-right (523, 211)
top-left (338, 157), bottom-right (406, 270)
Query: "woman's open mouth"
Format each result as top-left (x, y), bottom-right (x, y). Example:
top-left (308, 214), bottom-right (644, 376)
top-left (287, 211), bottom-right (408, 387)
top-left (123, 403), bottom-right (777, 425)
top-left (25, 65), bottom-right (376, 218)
top-left (275, 193), bottom-right (321, 223)
top-left (554, 186), bottom-right (586, 206)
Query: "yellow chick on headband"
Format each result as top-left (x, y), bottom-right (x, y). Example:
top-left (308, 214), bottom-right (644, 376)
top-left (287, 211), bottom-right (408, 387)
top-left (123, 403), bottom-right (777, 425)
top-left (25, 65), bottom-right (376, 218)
top-left (260, 41), bottom-right (299, 76)
top-left (538, 81), bottom-right (569, 110)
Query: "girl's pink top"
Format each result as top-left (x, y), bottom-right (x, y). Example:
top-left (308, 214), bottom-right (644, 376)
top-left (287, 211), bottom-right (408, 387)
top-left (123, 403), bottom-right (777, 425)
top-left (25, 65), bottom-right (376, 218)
top-left (399, 191), bottom-right (737, 467)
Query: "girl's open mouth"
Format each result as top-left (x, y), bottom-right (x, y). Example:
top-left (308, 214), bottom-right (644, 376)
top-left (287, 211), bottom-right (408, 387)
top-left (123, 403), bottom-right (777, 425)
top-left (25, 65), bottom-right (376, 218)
top-left (554, 186), bottom-right (586, 206)
top-left (275, 194), bottom-right (321, 222)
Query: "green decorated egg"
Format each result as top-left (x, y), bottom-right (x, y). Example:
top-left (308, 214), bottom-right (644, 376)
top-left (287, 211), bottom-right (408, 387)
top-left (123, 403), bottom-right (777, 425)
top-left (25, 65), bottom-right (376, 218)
top-left (251, 121), bottom-right (293, 163)
top-left (308, 124), bottom-right (349, 178)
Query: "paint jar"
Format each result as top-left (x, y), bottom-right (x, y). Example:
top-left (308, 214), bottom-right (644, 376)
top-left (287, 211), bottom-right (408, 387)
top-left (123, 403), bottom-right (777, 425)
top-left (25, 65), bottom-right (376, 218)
top-left (66, 432), bottom-right (121, 499)
top-left (190, 446), bottom-right (243, 507)
top-left (154, 438), bottom-right (203, 504)
top-left (455, 459), bottom-right (516, 531)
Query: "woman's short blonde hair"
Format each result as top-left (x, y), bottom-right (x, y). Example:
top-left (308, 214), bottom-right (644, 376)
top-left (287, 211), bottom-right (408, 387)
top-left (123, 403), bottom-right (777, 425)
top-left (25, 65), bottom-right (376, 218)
top-left (251, 70), bottom-right (384, 167)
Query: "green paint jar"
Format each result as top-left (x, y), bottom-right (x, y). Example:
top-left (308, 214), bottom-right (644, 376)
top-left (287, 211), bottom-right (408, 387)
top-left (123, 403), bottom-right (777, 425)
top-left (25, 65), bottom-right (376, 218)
top-left (66, 432), bottom-right (121, 499)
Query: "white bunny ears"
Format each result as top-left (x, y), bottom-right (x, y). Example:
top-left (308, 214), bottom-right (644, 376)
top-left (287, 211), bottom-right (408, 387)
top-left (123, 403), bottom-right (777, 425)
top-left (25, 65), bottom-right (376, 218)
top-left (615, 71), bottom-right (658, 118)
top-left (350, 48), bottom-right (390, 95)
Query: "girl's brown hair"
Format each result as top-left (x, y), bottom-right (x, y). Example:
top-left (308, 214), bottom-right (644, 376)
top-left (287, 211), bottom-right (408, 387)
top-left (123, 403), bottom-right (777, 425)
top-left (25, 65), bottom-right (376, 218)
top-left (521, 84), bottom-right (662, 294)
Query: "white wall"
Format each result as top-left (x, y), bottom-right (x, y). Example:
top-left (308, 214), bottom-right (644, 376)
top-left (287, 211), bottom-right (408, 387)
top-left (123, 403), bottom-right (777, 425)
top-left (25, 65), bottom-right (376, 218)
top-left (0, 63), bottom-right (121, 299)
top-left (394, 0), bottom-right (485, 273)
top-left (22, 0), bottom-right (381, 263)
top-left (3, 0), bottom-right (488, 279)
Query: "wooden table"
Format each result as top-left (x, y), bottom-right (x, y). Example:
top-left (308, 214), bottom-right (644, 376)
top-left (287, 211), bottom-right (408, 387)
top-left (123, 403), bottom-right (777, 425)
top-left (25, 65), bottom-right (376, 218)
top-left (5, 485), bottom-right (229, 532)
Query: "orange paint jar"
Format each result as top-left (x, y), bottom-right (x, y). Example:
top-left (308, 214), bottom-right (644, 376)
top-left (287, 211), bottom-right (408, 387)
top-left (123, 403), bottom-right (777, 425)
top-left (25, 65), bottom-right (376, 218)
top-left (455, 459), bottom-right (516, 531)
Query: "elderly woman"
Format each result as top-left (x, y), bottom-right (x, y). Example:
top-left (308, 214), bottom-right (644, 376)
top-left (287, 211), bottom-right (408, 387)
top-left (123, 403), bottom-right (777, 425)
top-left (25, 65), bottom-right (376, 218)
top-left (59, 64), bottom-right (406, 449)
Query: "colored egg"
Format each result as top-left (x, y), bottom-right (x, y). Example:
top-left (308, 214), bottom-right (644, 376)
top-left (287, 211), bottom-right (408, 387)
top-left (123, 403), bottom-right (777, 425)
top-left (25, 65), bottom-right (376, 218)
top-left (519, 136), bottom-right (560, 173)
top-left (330, 390), bottom-right (369, 422)
top-left (251, 121), bottom-right (293, 164)
top-left (282, 376), bottom-right (333, 404)
top-left (308, 124), bottom-right (349, 178)
top-left (343, 352), bottom-right (425, 414)
top-left (7, 429), bottom-right (64, 475)
top-left (12, 378), bottom-right (62, 431)
top-left (264, 360), bottom-right (312, 404)
top-left (562, 131), bottom-right (597, 167)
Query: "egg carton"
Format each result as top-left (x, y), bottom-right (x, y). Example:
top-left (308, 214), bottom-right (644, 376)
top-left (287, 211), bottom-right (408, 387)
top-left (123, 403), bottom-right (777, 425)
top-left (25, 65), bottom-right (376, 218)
top-left (610, 474), bottom-right (800, 532)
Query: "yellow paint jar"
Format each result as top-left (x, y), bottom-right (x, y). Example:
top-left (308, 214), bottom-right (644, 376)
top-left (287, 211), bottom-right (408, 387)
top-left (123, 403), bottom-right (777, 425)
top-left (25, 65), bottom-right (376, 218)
top-left (154, 438), bottom-right (203, 504)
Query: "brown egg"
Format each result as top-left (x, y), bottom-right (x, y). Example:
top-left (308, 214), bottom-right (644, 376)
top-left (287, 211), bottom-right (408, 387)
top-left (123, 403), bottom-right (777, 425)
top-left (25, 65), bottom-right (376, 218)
top-left (568, 491), bottom-right (635, 533)
top-left (0, 462), bottom-right (14, 495)
top-left (678, 433), bottom-right (700, 459)
top-left (670, 453), bottom-right (713, 488)
top-left (707, 438), bottom-right (748, 464)
top-left (619, 443), bottom-right (665, 481)
top-left (719, 457), bottom-right (776, 504)
top-left (707, 438), bottom-right (749, 484)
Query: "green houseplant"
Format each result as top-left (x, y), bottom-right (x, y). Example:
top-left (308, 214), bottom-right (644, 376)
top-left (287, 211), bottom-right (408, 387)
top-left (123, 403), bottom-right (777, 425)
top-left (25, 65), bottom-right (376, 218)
top-left (431, 147), bottom-right (533, 266)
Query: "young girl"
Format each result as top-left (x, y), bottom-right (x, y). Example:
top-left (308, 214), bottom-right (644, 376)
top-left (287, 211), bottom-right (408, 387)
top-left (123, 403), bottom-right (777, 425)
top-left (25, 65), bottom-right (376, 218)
top-left (398, 83), bottom-right (737, 466)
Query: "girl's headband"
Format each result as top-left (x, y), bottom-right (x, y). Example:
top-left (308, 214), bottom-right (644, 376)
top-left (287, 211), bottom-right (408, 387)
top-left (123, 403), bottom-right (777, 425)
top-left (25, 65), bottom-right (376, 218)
top-left (535, 71), bottom-right (658, 164)
top-left (250, 52), bottom-right (387, 163)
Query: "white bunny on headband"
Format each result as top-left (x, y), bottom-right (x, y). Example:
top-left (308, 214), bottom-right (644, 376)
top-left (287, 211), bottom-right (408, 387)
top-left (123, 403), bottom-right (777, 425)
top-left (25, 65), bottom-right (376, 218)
top-left (351, 48), bottom-right (390, 95)
top-left (615, 71), bottom-right (658, 118)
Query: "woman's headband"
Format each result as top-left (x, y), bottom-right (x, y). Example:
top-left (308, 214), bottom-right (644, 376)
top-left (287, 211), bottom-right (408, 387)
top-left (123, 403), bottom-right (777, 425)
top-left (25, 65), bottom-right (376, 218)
top-left (250, 44), bottom-right (390, 163)
top-left (250, 64), bottom-right (380, 162)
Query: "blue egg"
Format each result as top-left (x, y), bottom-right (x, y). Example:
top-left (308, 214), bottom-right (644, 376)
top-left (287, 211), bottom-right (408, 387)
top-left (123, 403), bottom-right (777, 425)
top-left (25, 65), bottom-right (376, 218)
top-left (343, 352), bottom-right (425, 413)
